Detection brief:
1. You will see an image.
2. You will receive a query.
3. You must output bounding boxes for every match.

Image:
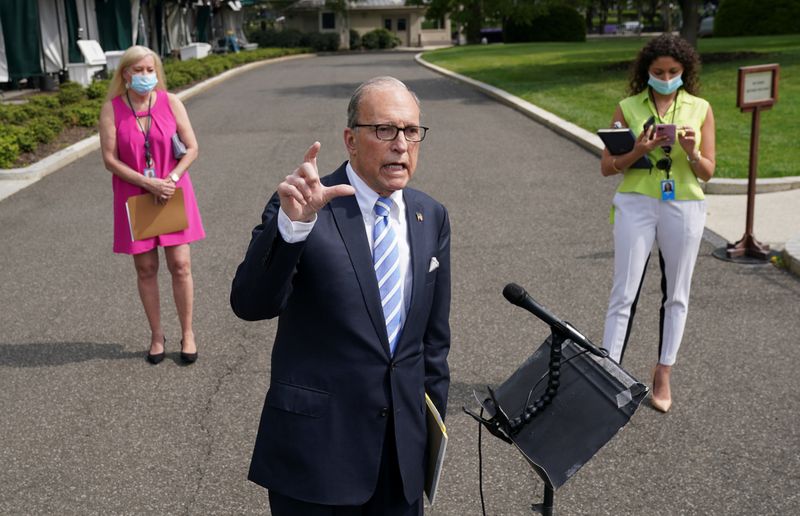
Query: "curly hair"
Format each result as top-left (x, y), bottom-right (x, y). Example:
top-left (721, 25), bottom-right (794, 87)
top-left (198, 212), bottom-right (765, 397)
top-left (628, 34), bottom-right (701, 96)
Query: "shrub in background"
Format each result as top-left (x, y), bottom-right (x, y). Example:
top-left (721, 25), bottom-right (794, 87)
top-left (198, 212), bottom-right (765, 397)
top-left (28, 95), bottom-right (61, 109)
top-left (8, 126), bottom-right (37, 153)
top-left (248, 28), bottom-right (338, 51)
top-left (505, 5), bottom-right (585, 42)
top-left (61, 100), bottom-right (103, 127)
top-left (0, 103), bottom-right (32, 125)
top-left (1, 47), bottom-right (307, 168)
top-left (167, 71), bottom-right (193, 90)
top-left (57, 81), bottom-right (85, 105)
top-left (350, 29), bottom-right (361, 50)
top-left (0, 133), bottom-right (20, 168)
top-left (86, 79), bottom-right (109, 100)
top-left (715, 0), bottom-right (800, 36)
top-left (28, 114), bottom-right (64, 143)
top-left (361, 28), bottom-right (400, 50)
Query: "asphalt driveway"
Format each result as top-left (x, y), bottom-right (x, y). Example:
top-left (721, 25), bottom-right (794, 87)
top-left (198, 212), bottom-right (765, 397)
top-left (1, 51), bottom-right (798, 515)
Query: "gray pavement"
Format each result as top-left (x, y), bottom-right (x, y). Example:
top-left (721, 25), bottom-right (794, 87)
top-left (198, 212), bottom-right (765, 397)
top-left (1, 52), bottom-right (799, 515)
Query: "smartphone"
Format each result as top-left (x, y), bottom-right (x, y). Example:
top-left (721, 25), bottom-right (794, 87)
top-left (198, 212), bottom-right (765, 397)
top-left (655, 124), bottom-right (676, 146)
top-left (643, 115), bottom-right (656, 134)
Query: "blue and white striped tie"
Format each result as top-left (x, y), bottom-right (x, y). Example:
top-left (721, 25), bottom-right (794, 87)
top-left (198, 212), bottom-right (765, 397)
top-left (373, 197), bottom-right (402, 355)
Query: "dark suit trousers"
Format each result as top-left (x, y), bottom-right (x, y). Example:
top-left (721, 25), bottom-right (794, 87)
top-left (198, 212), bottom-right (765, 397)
top-left (267, 416), bottom-right (423, 516)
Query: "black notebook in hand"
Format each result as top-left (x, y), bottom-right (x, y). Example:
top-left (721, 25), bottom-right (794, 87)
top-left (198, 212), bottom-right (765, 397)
top-left (597, 128), bottom-right (652, 169)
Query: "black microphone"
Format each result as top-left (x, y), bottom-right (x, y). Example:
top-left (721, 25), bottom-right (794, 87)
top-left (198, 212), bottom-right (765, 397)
top-left (503, 283), bottom-right (607, 357)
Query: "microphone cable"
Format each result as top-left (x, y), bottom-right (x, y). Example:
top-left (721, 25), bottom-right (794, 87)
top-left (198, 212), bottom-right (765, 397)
top-left (478, 406), bottom-right (487, 516)
top-left (475, 347), bottom-right (591, 516)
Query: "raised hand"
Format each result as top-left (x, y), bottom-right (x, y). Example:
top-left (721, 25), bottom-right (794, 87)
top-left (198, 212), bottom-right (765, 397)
top-left (677, 125), bottom-right (698, 156)
top-left (634, 125), bottom-right (671, 156)
top-left (277, 142), bottom-right (356, 222)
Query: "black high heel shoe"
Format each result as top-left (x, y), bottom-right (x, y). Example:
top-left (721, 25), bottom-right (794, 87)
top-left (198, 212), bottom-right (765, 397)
top-left (146, 336), bottom-right (166, 365)
top-left (180, 339), bottom-right (198, 364)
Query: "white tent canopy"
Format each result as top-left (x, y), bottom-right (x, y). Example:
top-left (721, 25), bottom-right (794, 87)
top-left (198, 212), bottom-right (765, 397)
top-left (0, 14), bottom-right (8, 82)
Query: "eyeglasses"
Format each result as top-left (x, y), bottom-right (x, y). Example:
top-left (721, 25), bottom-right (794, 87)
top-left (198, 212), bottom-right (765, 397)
top-left (656, 145), bottom-right (672, 176)
top-left (354, 124), bottom-right (429, 142)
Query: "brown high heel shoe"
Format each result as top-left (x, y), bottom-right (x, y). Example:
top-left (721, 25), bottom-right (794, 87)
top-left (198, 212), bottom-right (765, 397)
top-left (651, 365), bottom-right (672, 413)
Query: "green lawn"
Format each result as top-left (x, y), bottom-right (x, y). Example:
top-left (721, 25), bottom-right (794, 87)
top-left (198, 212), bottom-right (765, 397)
top-left (423, 35), bottom-right (800, 179)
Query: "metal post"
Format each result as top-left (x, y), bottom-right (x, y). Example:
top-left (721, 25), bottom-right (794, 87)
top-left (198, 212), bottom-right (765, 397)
top-left (542, 484), bottom-right (554, 516)
top-left (532, 483), bottom-right (555, 515)
top-left (727, 106), bottom-right (770, 259)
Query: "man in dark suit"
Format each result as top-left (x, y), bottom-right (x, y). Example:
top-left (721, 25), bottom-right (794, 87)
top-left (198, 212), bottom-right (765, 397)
top-left (231, 76), bottom-right (451, 515)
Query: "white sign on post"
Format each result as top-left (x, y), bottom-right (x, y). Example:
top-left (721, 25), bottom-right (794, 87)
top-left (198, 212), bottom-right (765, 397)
top-left (737, 64), bottom-right (779, 111)
top-left (742, 71), bottom-right (773, 105)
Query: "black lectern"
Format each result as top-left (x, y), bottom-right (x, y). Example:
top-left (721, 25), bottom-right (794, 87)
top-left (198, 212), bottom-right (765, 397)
top-left (465, 284), bottom-right (649, 514)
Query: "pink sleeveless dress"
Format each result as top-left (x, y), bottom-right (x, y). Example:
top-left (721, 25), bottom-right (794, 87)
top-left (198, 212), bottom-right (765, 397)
top-left (111, 89), bottom-right (205, 254)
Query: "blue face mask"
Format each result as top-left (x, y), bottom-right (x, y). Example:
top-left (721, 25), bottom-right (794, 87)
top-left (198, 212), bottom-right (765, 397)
top-left (648, 73), bottom-right (683, 95)
top-left (129, 73), bottom-right (158, 95)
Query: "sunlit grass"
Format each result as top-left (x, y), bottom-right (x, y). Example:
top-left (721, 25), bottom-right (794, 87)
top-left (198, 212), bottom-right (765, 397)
top-left (424, 35), bottom-right (800, 179)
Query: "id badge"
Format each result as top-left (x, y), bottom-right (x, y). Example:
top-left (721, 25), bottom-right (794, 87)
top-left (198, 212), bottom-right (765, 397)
top-left (661, 179), bottom-right (675, 201)
top-left (143, 167), bottom-right (156, 179)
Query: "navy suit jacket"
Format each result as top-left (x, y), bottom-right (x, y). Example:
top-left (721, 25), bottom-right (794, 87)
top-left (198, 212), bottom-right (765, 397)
top-left (231, 162), bottom-right (451, 505)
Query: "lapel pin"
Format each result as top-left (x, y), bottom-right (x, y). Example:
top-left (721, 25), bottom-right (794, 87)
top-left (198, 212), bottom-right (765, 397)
top-left (416, 212), bottom-right (424, 222)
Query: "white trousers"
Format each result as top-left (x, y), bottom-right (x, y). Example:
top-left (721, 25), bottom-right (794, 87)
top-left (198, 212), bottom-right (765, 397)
top-left (602, 192), bottom-right (706, 366)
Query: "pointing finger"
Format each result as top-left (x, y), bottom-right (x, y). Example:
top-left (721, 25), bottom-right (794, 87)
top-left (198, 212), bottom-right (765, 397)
top-left (304, 141), bottom-right (321, 165)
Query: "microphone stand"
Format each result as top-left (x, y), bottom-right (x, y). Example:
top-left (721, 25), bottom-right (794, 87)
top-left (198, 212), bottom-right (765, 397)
top-left (465, 284), bottom-right (646, 516)
top-left (464, 327), bottom-right (568, 516)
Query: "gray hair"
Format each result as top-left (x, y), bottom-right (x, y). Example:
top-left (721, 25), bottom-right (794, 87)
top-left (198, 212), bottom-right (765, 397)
top-left (346, 76), bottom-right (420, 128)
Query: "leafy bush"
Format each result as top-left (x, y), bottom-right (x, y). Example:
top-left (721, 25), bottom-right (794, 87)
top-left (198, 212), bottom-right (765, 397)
top-left (0, 104), bottom-right (32, 124)
top-left (248, 28), bottom-right (339, 51)
top-left (2, 47), bottom-right (308, 168)
top-left (505, 5), bottom-right (586, 42)
top-left (306, 32), bottom-right (340, 52)
top-left (715, 0), bottom-right (800, 36)
top-left (8, 125), bottom-right (37, 153)
top-left (361, 28), bottom-right (400, 50)
top-left (28, 95), bottom-right (61, 110)
top-left (27, 115), bottom-right (64, 144)
top-left (167, 71), bottom-right (193, 90)
top-left (0, 133), bottom-right (20, 168)
top-left (86, 79), bottom-right (109, 100)
top-left (250, 28), bottom-right (304, 48)
top-left (57, 81), bottom-right (86, 105)
top-left (350, 29), bottom-right (361, 50)
top-left (61, 100), bottom-right (102, 127)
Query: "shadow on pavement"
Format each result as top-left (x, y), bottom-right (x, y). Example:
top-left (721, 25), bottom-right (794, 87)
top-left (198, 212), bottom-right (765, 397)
top-left (0, 341), bottom-right (142, 367)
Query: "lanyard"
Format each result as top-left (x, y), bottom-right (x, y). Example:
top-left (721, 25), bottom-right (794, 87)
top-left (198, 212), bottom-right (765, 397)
top-left (126, 90), bottom-right (153, 167)
top-left (649, 89), bottom-right (679, 179)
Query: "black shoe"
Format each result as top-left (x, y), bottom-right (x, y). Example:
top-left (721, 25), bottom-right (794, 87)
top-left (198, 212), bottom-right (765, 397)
top-left (146, 336), bottom-right (166, 365)
top-left (180, 339), bottom-right (198, 364)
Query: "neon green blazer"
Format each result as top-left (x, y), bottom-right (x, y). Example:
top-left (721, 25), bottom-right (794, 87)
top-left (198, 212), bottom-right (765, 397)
top-left (617, 88), bottom-right (710, 201)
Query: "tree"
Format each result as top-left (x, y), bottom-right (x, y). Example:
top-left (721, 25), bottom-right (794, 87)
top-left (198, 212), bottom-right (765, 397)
top-left (678, 0), bottom-right (700, 47)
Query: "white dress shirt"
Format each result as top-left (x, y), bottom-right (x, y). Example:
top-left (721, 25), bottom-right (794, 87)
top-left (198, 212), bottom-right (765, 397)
top-left (277, 162), bottom-right (412, 329)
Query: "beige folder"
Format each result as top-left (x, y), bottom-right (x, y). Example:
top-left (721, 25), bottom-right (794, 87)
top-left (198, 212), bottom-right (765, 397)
top-left (126, 188), bottom-right (188, 241)
top-left (424, 393), bottom-right (448, 505)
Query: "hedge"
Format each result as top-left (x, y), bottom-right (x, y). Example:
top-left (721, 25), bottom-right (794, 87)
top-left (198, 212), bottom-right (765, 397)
top-left (505, 5), bottom-right (586, 43)
top-left (361, 28), bottom-right (400, 50)
top-left (247, 29), bottom-right (339, 52)
top-left (0, 47), bottom-right (308, 168)
top-left (715, 0), bottom-right (800, 37)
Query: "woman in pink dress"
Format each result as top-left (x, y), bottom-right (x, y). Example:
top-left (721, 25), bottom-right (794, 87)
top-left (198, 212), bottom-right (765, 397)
top-left (99, 45), bottom-right (205, 365)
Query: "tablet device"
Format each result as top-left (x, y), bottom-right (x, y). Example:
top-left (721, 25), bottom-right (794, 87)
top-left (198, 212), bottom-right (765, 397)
top-left (597, 128), bottom-right (652, 169)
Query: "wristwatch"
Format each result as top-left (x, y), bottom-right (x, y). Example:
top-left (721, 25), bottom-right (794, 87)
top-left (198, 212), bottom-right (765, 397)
top-left (169, 172), bottom-right (180, 183)
top-left (687, 151), bottom-right (701, 164)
